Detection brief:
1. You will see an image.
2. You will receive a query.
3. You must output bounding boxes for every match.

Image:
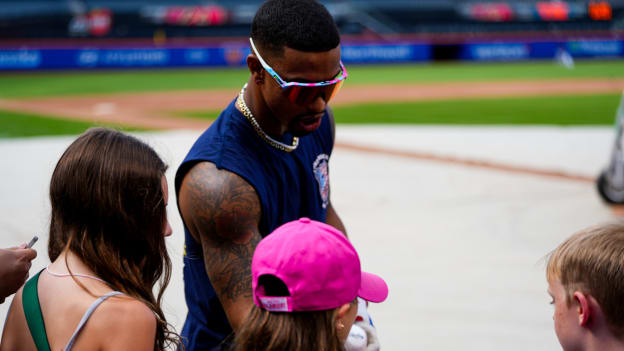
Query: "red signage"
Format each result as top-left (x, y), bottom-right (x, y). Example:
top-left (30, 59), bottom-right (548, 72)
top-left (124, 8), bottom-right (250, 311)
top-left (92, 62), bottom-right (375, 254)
top-left (164, 6), bottom-right (228, 26)
top-left (88, 9), bottom-right (112, 36)
top-left (536, 2), bottom-right (570, 21)
top-left (470, 3), bottom-right (514, 22)
top-left (588, 1), bottom-right (612, 20)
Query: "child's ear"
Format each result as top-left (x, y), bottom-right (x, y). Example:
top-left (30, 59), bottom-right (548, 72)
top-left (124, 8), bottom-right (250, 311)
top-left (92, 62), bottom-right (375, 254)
top-left (335, 303), bottom-right (351, 319)
top-left (573, 291), bottom-right (591, 326)
top-left (334, 303), bottom-right (352, 332)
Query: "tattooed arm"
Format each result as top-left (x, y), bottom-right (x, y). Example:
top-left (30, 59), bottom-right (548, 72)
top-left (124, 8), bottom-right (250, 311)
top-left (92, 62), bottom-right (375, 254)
top-left (178, 162), bottom-right (262, 332)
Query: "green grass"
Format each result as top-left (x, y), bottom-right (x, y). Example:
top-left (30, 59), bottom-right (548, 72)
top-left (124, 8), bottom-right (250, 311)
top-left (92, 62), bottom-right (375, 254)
top-left (177, 93), bottom-right (620, 125)
top-left (347, 60), bottom-right (624, 85)
top-left (175, 110), bottom-right (221, 121)
top-left (0, 68), bottom-right (249, 99)
top-left (332, 93), bottom-right (621, 125)
top-left (0, 110), bottom-right (144, 138)
top-left (1, 60), bottom-right (623, 99)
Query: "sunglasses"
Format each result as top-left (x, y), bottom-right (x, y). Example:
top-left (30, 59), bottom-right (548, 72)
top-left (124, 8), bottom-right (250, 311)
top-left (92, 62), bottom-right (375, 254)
top-left (250, 37), bottom-right (347, 105)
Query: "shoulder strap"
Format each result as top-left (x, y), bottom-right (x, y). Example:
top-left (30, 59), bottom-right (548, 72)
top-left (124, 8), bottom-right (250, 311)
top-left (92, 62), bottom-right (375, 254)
top-left (63, 291), bottom-right (124, 351)
top-left (22, 270), bottom-right (51, 351)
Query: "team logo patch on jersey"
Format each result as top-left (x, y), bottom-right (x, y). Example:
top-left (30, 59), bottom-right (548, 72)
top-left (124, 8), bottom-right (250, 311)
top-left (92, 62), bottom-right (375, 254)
top-left (313, 154), bottom-right (330, 209)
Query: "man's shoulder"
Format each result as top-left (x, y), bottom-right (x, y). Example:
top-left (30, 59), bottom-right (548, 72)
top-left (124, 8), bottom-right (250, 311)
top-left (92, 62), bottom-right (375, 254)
top-left (180, 162), bottom-right (258, 206)
top-left (182, 161), bottom-right (246, 189)
top-left (178, 161), bottom-right (261, 243)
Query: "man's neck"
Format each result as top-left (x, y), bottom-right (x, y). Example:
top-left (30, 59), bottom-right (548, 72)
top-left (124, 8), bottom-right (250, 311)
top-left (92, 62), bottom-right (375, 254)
top-left (241, 80), bottom-right (286, 137)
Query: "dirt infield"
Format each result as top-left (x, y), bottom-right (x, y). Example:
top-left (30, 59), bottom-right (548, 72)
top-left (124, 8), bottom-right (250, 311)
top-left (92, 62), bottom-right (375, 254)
top-left (1, 78), bottom-right (623, 129)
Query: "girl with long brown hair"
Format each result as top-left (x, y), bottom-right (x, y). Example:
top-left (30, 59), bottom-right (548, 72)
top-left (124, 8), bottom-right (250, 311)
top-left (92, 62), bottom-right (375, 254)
top-left (1, 128), bottom-right (179, 350)
top-left (233, 218), bottom-right (388, 351)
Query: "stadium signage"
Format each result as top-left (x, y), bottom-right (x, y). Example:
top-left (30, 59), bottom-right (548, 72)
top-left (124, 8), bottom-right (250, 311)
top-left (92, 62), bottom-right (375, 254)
top-left (141, 5), bottom-right (228, 26)
top-left (1, 39), bottom-right (624, 70)
top-left (341, 44), bottom-right (431, 63)
top-left (536, 1), bottom-right (570, 21)
top-left (462, 3), bottom-right (514, 22)
top-left (77, 49), bottom-right (170, 67)
top-left (464, 43), bottom-right (529, 61)
top-left (68, 9), bottom-right (113, 37)
top-left (567, 40), bottom-right (622, 57)
top-left (0, 50), bottom-right (40, 69)
top-left (588, 1), bottom-right (612, 20)
top-left (461, 1), bottom-right (597, 22)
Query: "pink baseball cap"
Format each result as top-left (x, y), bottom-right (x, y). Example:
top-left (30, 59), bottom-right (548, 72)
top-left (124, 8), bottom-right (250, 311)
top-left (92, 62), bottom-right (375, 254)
top-left (252, 217), bottom-right (388, 312)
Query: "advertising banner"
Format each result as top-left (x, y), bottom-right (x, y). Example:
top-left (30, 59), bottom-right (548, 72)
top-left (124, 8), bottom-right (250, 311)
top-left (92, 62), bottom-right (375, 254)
top-left (0, 42), bottom-right (430, 70)
top-left (566, 40), bottom-right (622, 58)
top-left (460, 39), bottom-right (624, 62)
top-left (0, 46), bottom-right (251, 70)
top-left (460, 42), bottom-right (530, 61)
top-left (341, 43), bottom-right (431, 64)
top-left (0, 39), bottom-right (621, 70)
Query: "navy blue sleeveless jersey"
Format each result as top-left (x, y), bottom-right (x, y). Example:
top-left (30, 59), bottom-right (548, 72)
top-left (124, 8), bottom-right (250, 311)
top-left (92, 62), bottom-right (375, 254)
top-left (174, 98), bottom-right (334, 350)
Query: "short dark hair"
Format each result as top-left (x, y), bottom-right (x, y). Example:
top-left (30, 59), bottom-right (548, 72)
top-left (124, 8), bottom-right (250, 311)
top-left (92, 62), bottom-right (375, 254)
top-left (251, 0), bottom-right (340, 57)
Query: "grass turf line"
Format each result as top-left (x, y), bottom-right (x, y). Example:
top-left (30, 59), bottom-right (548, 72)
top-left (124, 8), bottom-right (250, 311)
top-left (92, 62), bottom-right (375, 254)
top-left (1, 61), bottom-right (623, 99)
top-left (177, 93), bottom-right (621, 125)
top-left (335, 94), bottom-right (620, 125)
top-left (0, 110), bottom-right (144, 138)
top-left (0, 93), bottom-right (616, 138)
top-left (347, 60), bottom-right (624, 85)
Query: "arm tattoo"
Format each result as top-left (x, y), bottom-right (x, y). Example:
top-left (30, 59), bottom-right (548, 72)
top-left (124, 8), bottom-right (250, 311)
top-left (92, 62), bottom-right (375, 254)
top-left (205, 232), bottom-right (261, 300)
top-left (181, 162), bottom-right (262, 302)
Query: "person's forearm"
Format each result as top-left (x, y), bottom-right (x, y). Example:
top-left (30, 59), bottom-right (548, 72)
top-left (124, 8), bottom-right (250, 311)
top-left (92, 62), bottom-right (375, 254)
top-left (325, 202), bottom-right (347, 237)
top-left (0, 245), bottom-right (37, 302)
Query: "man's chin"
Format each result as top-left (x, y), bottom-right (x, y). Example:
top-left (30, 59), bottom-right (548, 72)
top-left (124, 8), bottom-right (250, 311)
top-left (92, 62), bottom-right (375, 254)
top-left (290, 128), bottom-right (315, 137)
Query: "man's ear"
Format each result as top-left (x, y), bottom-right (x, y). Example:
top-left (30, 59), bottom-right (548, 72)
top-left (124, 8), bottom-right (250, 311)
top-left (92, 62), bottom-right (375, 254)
top-left (246, 54), bottom-right (264, 85)
top-left (573, 291), bottom-right (591, 326)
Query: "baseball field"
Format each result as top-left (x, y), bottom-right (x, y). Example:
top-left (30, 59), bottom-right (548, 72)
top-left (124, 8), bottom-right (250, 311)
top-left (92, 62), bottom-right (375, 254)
top-left (1, 60), bottom-right (623, 136)
top-left (1, 60), bottom-right (623, 350)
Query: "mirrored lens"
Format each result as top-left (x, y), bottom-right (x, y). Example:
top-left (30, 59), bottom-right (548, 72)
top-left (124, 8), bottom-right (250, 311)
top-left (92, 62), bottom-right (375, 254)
top-left (284, 82), bottom-right (343, 105)
top-left (326, 80), bottom-right (344, 102)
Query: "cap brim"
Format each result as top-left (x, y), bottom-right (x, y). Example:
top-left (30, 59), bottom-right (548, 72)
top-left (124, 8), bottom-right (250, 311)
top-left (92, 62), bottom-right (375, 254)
top-left (357, 271), bottom-right (388, 303)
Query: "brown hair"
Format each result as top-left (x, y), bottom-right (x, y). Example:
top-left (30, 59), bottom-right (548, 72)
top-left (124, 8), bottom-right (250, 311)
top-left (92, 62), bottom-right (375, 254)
top-left (47, 128), bottom-right (179, 350)
top-left (546, 221), bottom-right (624, 338)
top-left (233, 275), bottom-right (347, 351)
top-left (233, 307), bottom-right (344, 351)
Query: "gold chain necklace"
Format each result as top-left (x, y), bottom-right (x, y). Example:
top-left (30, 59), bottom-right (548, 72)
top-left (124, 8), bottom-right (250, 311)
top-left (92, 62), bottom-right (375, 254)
top-left (236, 84), bottom-right (299, 152)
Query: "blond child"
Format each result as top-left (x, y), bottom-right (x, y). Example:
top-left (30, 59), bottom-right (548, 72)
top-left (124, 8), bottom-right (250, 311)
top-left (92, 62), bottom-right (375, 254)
top-left (546, 221), bottom-right (624, 351)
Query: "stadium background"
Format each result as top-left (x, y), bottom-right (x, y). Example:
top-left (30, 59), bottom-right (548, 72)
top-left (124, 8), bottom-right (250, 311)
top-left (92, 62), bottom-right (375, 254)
top-left (1, 0), bottom-right (624, 350)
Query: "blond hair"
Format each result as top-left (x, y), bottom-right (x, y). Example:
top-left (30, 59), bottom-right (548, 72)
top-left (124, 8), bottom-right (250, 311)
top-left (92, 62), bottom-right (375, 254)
top-left (546, 221), bottom-right (624, 337)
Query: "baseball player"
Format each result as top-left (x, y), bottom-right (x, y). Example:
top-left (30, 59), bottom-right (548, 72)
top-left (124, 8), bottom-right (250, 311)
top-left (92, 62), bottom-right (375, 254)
top-left (175, 0), bottom-right (380, 349)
